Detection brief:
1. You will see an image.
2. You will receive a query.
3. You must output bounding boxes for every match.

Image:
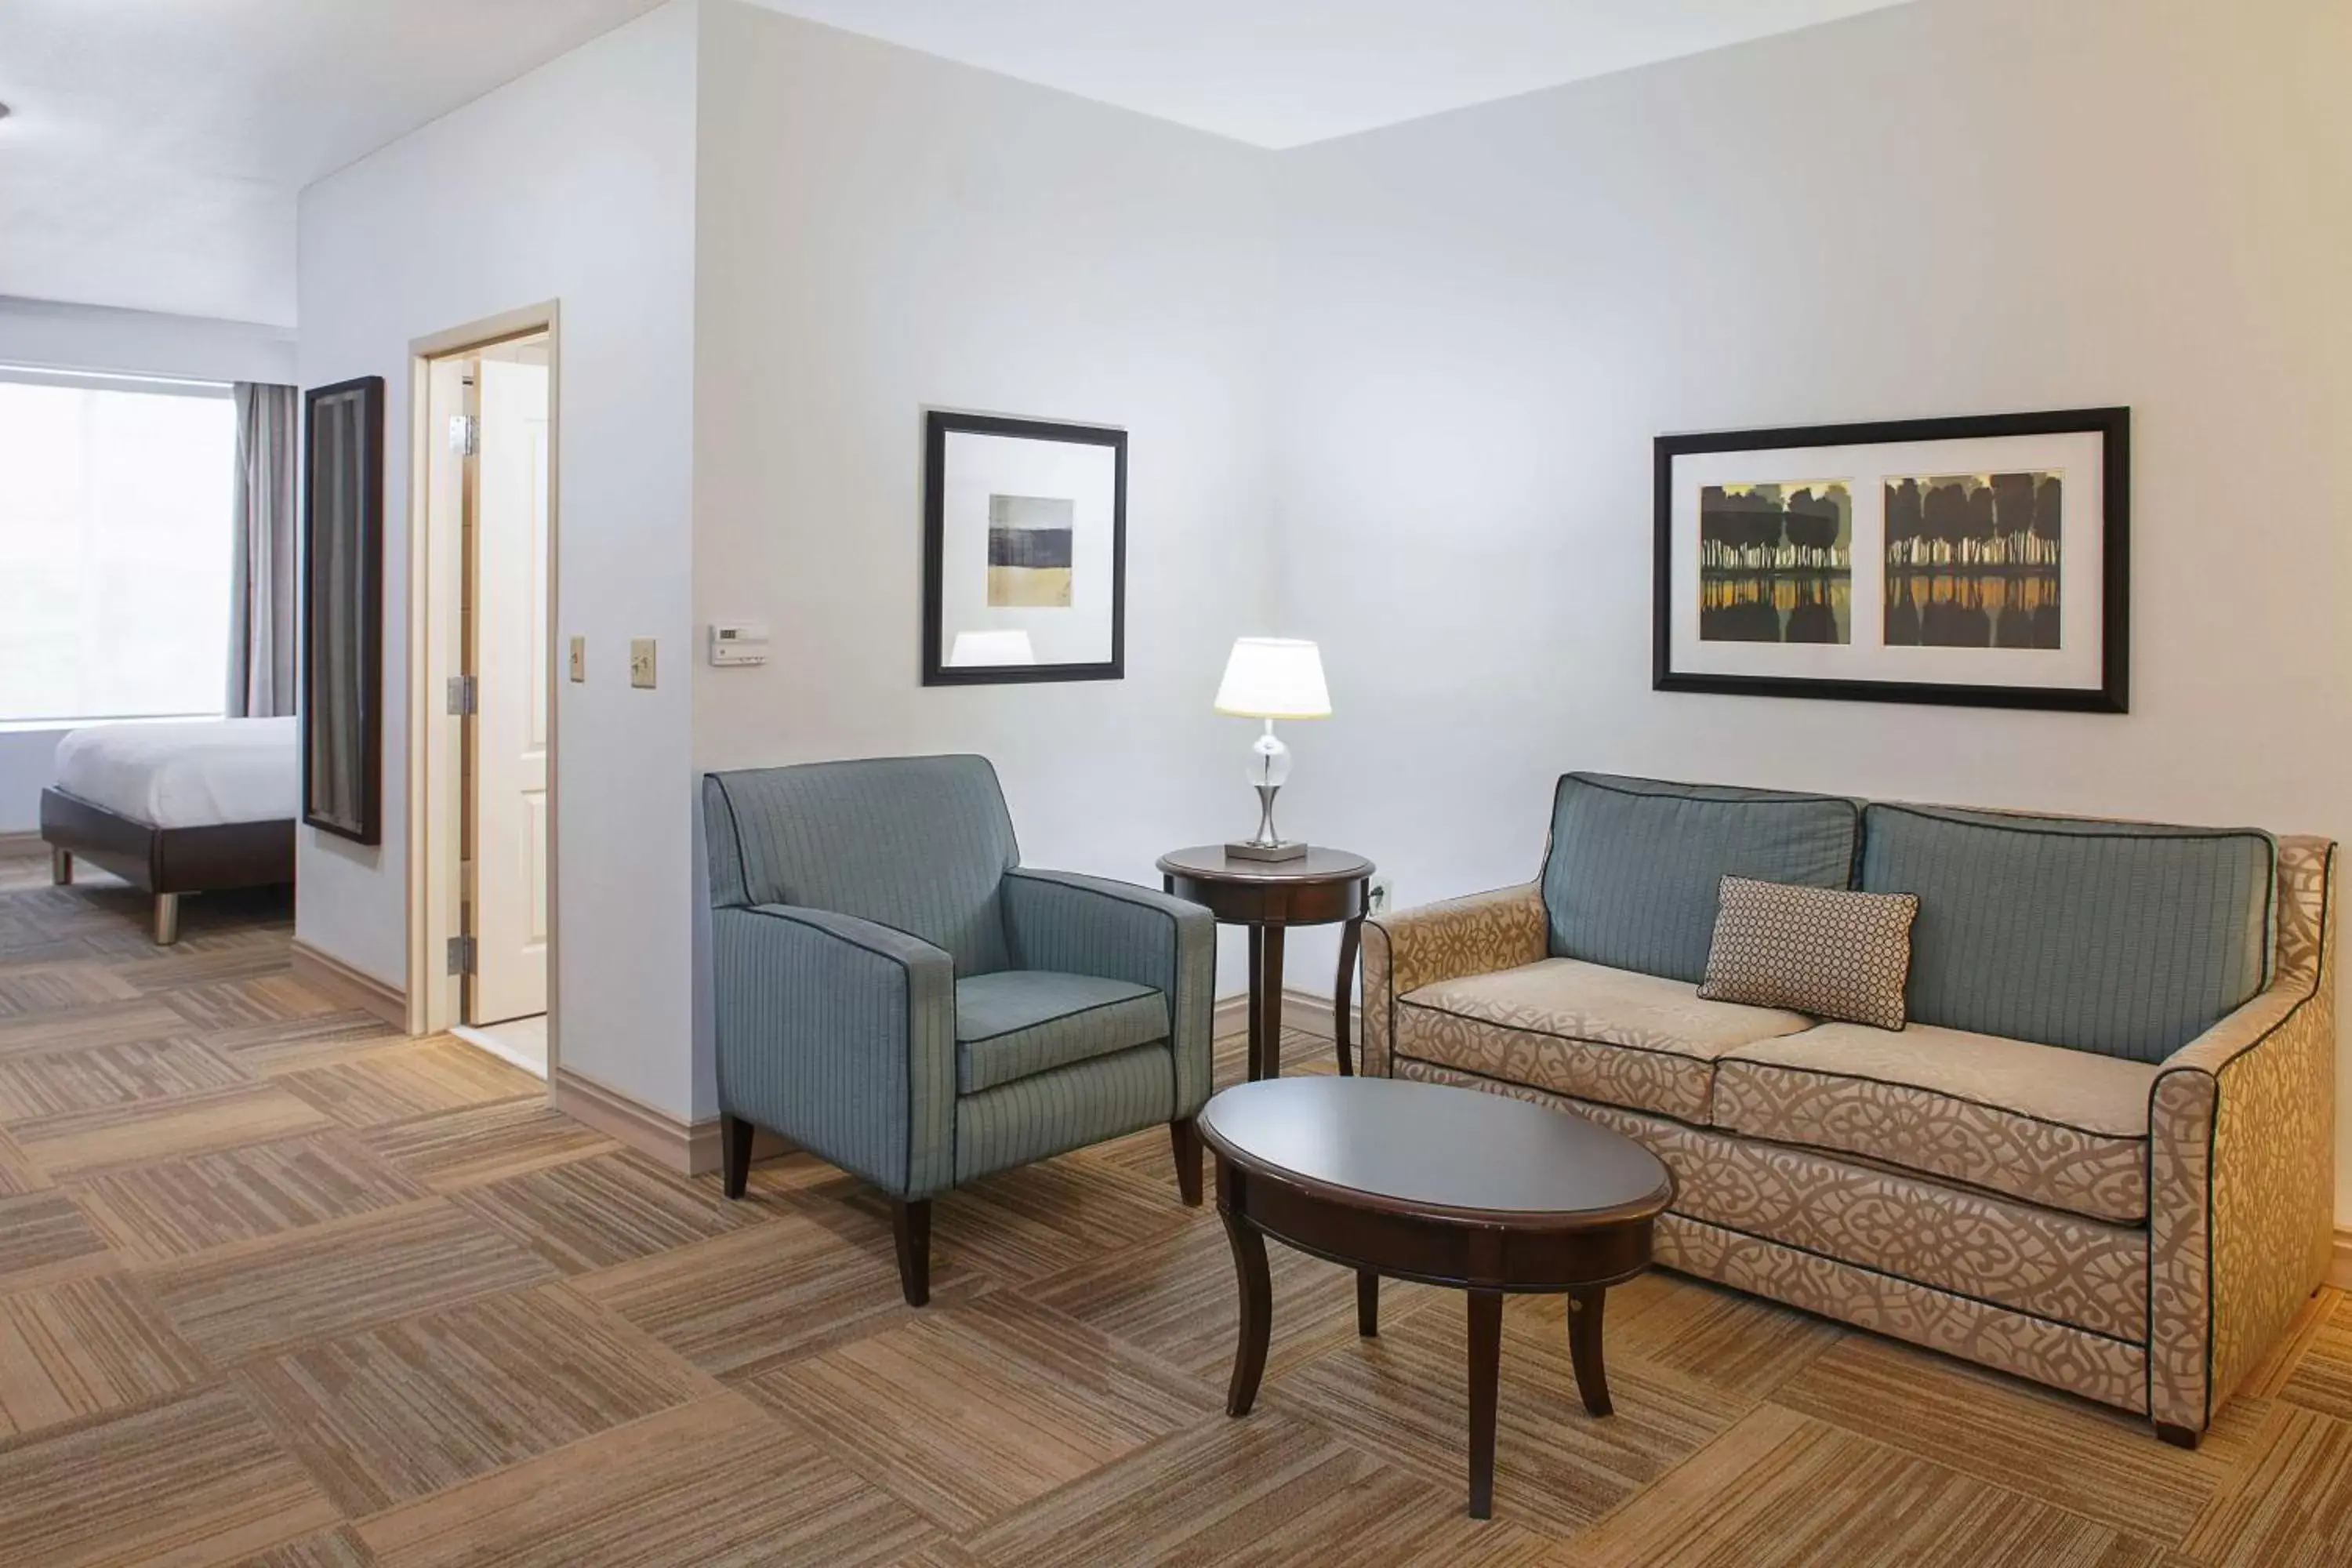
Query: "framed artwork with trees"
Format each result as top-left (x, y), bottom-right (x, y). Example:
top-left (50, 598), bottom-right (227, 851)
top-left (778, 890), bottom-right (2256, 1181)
top-left (1653, 408), bottom-right (2129, 711)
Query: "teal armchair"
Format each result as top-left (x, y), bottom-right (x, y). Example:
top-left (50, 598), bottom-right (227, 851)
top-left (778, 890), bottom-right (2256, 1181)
top-left (702, 754), bottom-right (1215, 1304)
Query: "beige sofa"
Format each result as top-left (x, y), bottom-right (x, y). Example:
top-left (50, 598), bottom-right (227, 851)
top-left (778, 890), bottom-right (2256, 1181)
top-left (1362, 773), bottom-right (2336, 1446)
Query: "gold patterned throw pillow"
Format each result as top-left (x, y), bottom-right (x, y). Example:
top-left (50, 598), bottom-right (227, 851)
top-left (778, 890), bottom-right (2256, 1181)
top-left (1698, 875), bottom-right (1919, 1030)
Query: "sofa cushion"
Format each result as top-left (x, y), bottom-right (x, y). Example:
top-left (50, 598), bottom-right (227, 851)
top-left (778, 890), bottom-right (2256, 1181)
top-left (1543, 772), bottom-right (1860, 985)
top-left (1714, 1022), bottom-right (2159, 1223)
top-left (1699, 876), bottom-right (1918, 1030)
top-left (955, 971), bottom-right (1168, 1094)
top-left (1860, 803), bottom-right (2274, 1063)
top-left (1397, 956), bottom-right (1810, 1123)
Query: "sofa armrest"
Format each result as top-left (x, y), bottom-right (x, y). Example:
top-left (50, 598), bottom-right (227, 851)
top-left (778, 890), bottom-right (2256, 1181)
top-left (710, 903), bottom-right (956, 1198)
top-left (1359, 883), bottom-right (1548, 1078)
top-left (1001, 868), bottom-right (1218, 1116)
top-left (2148, 852), bottom-right (2337, 1436)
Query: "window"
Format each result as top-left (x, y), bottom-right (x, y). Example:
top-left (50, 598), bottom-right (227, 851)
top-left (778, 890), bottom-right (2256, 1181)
top-left (0, 371), bottom-right (238, 724)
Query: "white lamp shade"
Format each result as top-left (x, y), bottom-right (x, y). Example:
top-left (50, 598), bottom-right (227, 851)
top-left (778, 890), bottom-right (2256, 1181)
top-left (947, 629), bottom-right (1036, 666)
top-left (1214, 637), bottom-right (1331, 719)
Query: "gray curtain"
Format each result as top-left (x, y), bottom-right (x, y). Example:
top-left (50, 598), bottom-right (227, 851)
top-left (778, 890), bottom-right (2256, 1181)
top-left (227, 382), bottom-right (299, 717)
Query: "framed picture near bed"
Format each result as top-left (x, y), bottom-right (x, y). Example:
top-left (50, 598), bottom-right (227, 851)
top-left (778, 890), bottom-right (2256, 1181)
top-left (1653, 407), bottom-right (2129, 712)
top-left (922, 409), bottom-right (1127, 686)
top-left (302, 375), bottom-right (386, 844)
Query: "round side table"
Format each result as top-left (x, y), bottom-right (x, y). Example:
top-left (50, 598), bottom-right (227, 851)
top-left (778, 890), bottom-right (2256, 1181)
top-left (1157, 844), bottom-right (1375, 1081)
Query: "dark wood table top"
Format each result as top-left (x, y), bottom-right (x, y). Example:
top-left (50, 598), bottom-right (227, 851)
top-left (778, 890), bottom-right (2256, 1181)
top-left (1197, 1078), bottom-right (1672, 1227)
top-left (1157, 845), bottom-right (1375, 885)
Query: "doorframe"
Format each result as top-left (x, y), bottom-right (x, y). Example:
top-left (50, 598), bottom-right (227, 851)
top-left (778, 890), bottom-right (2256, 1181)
top-left (404, 302), bottom-right (561, 1083)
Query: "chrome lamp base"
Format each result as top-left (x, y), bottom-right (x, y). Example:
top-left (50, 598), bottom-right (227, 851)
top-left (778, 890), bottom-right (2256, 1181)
top-left (1226, 781), bottom-right (1307, 862)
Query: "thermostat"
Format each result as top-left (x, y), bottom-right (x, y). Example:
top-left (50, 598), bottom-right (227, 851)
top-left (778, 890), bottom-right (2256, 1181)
top-left (707, 621), bottom-right (770, 666)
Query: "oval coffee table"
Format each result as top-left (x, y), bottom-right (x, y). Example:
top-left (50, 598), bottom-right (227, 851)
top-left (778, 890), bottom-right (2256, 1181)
top-left (1197, 1076), bottom-right (1674, 1519)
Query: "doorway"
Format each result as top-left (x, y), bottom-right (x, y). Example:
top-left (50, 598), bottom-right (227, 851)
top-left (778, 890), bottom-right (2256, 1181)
top-left (405, 305), bottom-right (561, 1082)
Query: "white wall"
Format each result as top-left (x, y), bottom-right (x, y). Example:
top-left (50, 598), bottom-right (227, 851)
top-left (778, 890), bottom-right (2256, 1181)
top-left (689, 0), bottom-right (1282, 1116)
top-left (0, 296), bottom-right (297, 386)
top-left (295, 0), bottom-right (702, 1116)
top-left (1270, 0), bottom-right (2352, 1203)
top-left (0, 296), bottom-right (302, 831)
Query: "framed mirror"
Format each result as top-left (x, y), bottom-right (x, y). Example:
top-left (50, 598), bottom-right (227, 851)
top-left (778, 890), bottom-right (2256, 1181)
top-left (301, 376), bottom-right (386, 844)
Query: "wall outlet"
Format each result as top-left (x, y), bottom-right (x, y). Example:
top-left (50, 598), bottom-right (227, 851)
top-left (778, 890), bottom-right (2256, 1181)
top-left (1367, 875), bottom-right (1396, 916)
top-left (629, 637), bottom-right (657, 689)
top-left (568, 636), bottom-right (586, 683)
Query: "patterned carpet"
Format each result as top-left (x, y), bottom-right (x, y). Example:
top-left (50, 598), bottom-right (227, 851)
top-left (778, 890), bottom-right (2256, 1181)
top-left (1, 846), bottom-right (2347, 1566)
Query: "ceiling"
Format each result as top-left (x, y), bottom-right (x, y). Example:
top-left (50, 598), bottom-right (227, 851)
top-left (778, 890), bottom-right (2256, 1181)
top-left (746, 0), bottom-right (1918, 150)
top-left (0, 0), bottom-right (668, 327)
top-left (0, 0), bottom-right (1912, 330)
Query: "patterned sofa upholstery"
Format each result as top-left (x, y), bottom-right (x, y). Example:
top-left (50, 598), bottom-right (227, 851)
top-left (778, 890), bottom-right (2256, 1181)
top-left (1361, 772), bottom-right (2336, 1446)
top-left (702, 754), bottom-right (1217, 1306)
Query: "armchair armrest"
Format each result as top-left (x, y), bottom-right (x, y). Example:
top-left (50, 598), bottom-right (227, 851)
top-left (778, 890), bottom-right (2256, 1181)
top-left (1000, 868), bottom-right (1217, 1116)
top-left (1359, 883), bottom-right (1548, 1077)
top-left (2148, 844), bottom-right (2337, 1437)
top-left (710, 903), bottom-right (956, 1198)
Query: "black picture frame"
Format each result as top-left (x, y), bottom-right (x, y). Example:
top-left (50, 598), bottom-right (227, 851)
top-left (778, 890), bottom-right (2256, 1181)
top-left (922, 409), bottom-right (1127, 686)
top-left (1653, 407), bottom-right (2129, 712)
top-left (300, 375), bottom-right (387, 844)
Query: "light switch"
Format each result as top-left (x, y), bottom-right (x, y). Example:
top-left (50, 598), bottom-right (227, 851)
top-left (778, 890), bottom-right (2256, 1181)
top-left (568, 636), bottom-right (586, 683)
top-left (630, 637), bottom-right (657, 689)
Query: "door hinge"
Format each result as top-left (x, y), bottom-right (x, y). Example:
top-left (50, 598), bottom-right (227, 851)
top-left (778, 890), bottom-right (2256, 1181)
top-left (448, 414), bottom-right (479, 456)
top-left (446, 674), bottom-right (477, 716)
top-left (446, 934), bottom-right (477, 976)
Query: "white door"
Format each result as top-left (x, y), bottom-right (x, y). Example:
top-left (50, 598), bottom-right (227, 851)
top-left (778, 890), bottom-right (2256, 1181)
top-left (468, 358), bottom-right (551, 1024)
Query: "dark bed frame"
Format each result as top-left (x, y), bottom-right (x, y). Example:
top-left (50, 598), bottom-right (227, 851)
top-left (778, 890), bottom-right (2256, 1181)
top-left (39, 787), bottom-right (296, 946)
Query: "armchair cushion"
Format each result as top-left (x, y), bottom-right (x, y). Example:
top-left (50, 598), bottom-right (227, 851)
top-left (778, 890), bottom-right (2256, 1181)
top-left (703, 756), bottom-right (1018, 975)
top-left (956, 971), bottom-right (1169, 1093)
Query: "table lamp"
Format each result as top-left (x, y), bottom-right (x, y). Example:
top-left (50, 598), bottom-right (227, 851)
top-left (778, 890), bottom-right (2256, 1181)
top-left (1214, 637), bottom-right (1330, 862)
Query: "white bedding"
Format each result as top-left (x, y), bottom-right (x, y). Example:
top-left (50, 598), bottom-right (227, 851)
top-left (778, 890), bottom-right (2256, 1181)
top-left (53, 717), bottom-right (299, 829)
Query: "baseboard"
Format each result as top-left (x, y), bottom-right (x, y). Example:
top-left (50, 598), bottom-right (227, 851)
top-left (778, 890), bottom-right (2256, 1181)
top-left (0, 830), bottom-right (45, 855)
top-left (2330, 1227), bottom-right (2352, 1291)
top-left (1212, 986), bottom-right (1361, 1044)
top-left (289, 938), bottom-right (408, 1030)
top-left (551, 1066), bottom-right (793, 1176)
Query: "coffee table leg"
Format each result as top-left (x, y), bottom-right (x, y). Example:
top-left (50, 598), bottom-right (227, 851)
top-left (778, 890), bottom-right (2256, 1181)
top-left (1221, 1210), bottom-right (1272, 1417)
top-left (1356, 1269), bottom-right (1379, 1337)
top-left (1467, 1289), bottom-right (1502, 1519)
top-left (1567, 1286), bottom-right (1612, 1417)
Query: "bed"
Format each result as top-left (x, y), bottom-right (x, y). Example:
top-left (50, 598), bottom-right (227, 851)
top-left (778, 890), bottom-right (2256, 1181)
top-left (40, 717), bottom-right (299, 945)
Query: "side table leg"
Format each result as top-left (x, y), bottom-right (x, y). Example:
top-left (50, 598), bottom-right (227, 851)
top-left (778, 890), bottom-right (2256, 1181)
top-left (1334, 916), bottom-right (1362, 1076)
top-left (1245, 926), bottom-right (1265, 1081)
top-left (1467, 1289), bottom-right (1502, 1519)
top-left (1567, 1286), bottom-right (1612, 1417)
top-left (1357, 1269), bottom-right (1380, 1337)
top-left (1221, 1208), bottom-right (1272, 1416)
top-left (1259, 924), bottom-right (1287, 1079)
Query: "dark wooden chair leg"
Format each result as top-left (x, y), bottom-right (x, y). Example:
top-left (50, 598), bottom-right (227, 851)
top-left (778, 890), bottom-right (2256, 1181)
top-left (1468, 1289), bottom-right (1503, 1519)
top-left (1334, 916), bottom-right (1362, 1076)
top-left (719, 1113), bottom-right (753, 1200)
top-left (891, 1197), bottom-right (931, 1308)
top-left (2155, 1422), bottom-right (2200, 1450)
top-left (1567, 1286), bottom-right (1612, 1417)
top-left (1357, 1269), bottom-right (1380, 1337)
top-left (1221, 1208), bottom-right (1272, 1416)
top-left (1171, 1118), bottom-right (1203, 1206)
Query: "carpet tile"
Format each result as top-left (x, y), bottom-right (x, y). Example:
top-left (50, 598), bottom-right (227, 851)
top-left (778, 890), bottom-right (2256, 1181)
top-left (0, 845), bottom-right (2345, 1565)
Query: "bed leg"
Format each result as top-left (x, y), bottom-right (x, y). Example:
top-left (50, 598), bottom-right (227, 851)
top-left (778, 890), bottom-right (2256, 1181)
top-left (50, 848), bottom-right (71, 885)
top-left (153, 893), bottom-right (180, 946)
